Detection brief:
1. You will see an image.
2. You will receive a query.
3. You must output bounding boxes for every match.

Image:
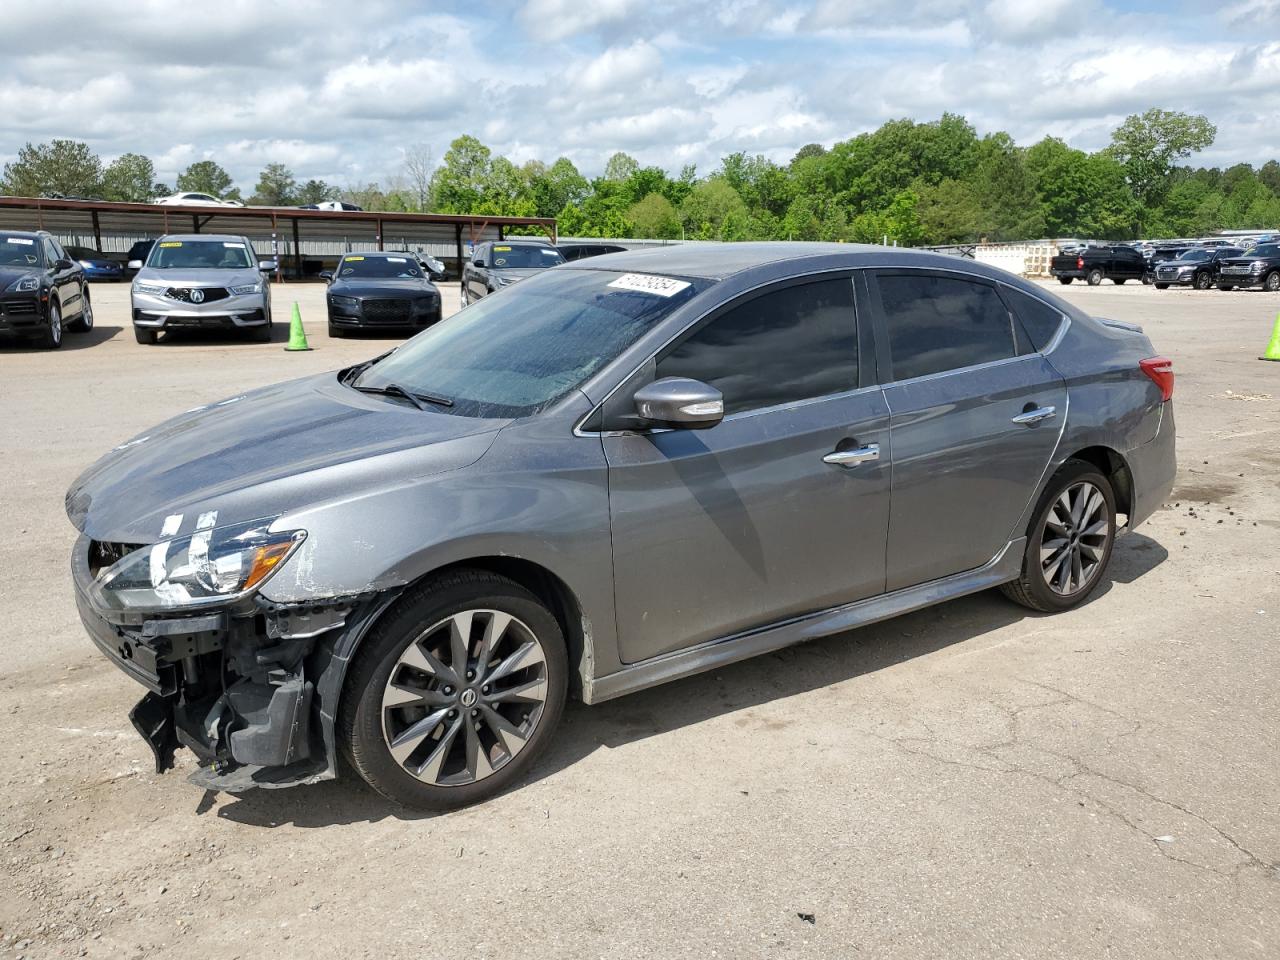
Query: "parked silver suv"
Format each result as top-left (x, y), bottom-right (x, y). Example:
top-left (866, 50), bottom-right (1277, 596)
top-left (129, 234), bottom-right (276, 344)
top-left (68, 244), bottom-right (1176, 809)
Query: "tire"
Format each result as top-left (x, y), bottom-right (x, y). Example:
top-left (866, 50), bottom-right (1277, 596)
top-left (1086, 269), bottom-right (1104, 286)
top-left (328, 322), bottom-right (347, 339)
top-left (1142, 273), bottom-right (1153, 285)
top-left (251, 322), bottom-right (272, 343)
top-left (1194, 271), bottom-right (1213, 290)
top-left (1000, 459), bottom-right (1117, 613)
top-left (133, 326), bottom-right (158, 345)
top-left (1154, 283), bottom-right (1169, 290)
top-left (1113, 278), bottom-right (1126, 285)
top-left (1265, 271), bottom-right (1280, 293)
top-left (67, 287), bottom-right (93, 332)
top-left (340, 570), bottom-right (568, 810)
top-left (1217, 284), bottom-right (1235, 291)
top-left (39, 301), bottom-right (63, 349)
top-left (1057, 277), bottom-right (1073, 285)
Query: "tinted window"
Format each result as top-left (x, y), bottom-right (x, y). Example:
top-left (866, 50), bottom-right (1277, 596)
top-left (878, 274), bottom-right (1017, 381)
top-left (488, 244), bottom-right (565, 269)
top-left (656, 278), bottom-right (858, 416)
top-left (999, 286), bottom-right (1066, 352)
top-left (338, 255), bottom-right (422, 278)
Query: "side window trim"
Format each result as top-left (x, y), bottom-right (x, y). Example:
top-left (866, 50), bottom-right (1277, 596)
top-left (865, 266), bottom-right (1028, 386)
top-left (993, 283), bottom-right (1069, 356)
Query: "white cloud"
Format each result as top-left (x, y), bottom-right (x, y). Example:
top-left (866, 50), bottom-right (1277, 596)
top-left (518, 0), bottom-right (637, 41)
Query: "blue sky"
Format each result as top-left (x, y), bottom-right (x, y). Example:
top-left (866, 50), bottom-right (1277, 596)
top-left (2, 0), bottom-right (1277, 192)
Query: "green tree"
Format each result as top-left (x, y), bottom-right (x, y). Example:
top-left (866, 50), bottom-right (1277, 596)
top-left (529, 157), bottom-right (589, 217)
top-left (970, 133), bottom-right (1045, 241)
top-left (250, 163), bottom-right (297, 206)
top-left (1106, 108), bottom-right (1216, 209)
top-left (101, 152), bottom-right (156, 202)
top-left (914, 179), bottom-right (982, 243)
top-left (429, 135), bottom-right (492, 212)
top-left (176, 160), bottom-right (237, 199)
top-left (1025, 137), bottom-right (1137, 238)
top-left (3, 139), bottom-right (102, 197)
top-left (296, 179), bottom-right (337, 205)
top-left (603, 151), bottom-right (639, 182)
top-left (790, 143), bottom-right (827, 165)
top-left (1258, 160), bottom-right (1280, 195)
top-left (680, 178), bottom-right (749, 240)
top-left (628, 192), bottom-right (681, 239)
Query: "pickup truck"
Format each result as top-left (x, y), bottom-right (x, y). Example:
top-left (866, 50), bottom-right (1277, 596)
top-left (1050, 245), bottom-right (1146, 285)
top-left (1215, 243), bottom-right (1280, 291)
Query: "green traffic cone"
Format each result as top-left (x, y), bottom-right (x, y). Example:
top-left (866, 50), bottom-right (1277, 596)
top-left (284, 302), bottom-right (312, 352)
top-left (1262, 313), bottom-right (1280, 362)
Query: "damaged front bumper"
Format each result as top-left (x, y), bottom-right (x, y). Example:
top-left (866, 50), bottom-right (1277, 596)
top-left (71, 534), bottom-right (380, 792)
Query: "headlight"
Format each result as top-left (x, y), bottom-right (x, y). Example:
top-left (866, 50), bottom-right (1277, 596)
top-left (88, 519), bottom-right (305, 613)
top-left (7, 276), bottom-right (38, 293)
top-left (329, 295), bottom-right (359, 308)
top-left (133, 282), bottom-right (165, 296)
top-left (230, 281), bottom-right (262, 295)
top-left (1251, 261), bottom-right (1265, 272)
top-left (78, 260), bottom-right (93, 268)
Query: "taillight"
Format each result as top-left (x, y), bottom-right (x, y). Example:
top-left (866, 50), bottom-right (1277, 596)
top-left (1077, 256), bottom-right (1084, 270)
top-left (1140, 356), bottom-right (1174, 401)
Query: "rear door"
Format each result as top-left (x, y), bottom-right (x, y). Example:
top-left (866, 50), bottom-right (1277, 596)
top-left (866, 270), bottom-right (1066, 591)
top-left (604, 274), bottom-right (890, 663)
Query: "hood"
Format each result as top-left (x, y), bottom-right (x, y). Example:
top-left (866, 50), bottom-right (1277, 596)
top-left (330, 277), bottom-right (438, 298)
top-left (492, 267), bottom-right (551, 283)
top-left (1160, 257), bottom-right (1207, 268)
top-left (0, 264), bottom-right (40, 287)
top-left (66, 372), bottom-right (509, 542)
top-left (80, 258), bottom-right (120, 268)
top-left (134, 266), bottom-right (261, 288)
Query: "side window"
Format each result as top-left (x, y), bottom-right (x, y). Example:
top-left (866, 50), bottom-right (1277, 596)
top-left (877, 273), bottom-right (1018, 381)
top-left (999, 286), bottom-right (1067, 352)
top-left (656, 277), bottom-right (858, 416)
top-left (43, 239), bottom-right (61, 265)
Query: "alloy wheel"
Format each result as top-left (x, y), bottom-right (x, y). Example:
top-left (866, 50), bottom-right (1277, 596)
top-left (381, 609), bottom-right (549, 786)
top-left (49, 304), bottom-right (62, 345)
top-left (1039, 480), bottom-right (1110, 596)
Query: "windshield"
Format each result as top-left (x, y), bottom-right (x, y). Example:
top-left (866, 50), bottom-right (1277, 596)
top-left (1249, 244), bottom-right (1279, 258)
top-left (486, 245), bottom-right (565, 269)
top-left (0, 237), bottom-right (41, 267)
top-left (337, 255), bottom-right (422, 279)
top-left (354, 269), bottom-right (708, 418)
top-left (147, 240), bottom-right (254, 270)
top-left (1180, 249), bottom-right (1210, 262)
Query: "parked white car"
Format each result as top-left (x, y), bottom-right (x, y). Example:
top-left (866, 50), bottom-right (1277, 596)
top-left (153, 192), bottom-right (244, 207)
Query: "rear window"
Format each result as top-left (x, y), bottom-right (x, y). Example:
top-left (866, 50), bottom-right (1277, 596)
top-left (488, 245), bottom-right (565, 269)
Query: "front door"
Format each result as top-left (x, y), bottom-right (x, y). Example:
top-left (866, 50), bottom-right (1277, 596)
top-left (866, 270), bottom-right (1067, 591)
top-left (604, 275), bottom-right (891, 664)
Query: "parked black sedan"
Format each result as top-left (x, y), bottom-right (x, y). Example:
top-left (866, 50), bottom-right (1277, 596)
top-left (321, 252), bottom-right (442, 338)
top-left (0, 230), bottom-right (93, 349)
top-left (1216, 243), bottom-right (1280, 291)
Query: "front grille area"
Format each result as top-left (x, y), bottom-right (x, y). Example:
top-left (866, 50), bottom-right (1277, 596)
top-left (361, 298), bottom-right (413, 323)
top-left (1, 301), bottom-right (38, 316)
top-left (1157, 268), bottom-right (1178, 279)
top-left (167, 287), bottom-right (229, 303)
top-left (88, 540), bottom-right (145, 577)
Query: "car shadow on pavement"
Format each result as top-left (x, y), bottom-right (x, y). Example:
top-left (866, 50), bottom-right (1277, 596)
top-left (0, 324), bottom-right (122, 352)
top-left (211, 532), bottom-right (1168, 829)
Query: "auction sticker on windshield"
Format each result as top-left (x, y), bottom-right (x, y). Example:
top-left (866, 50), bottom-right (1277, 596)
top-left (159, 241), bottom-right (183, 248)
top-left (607, 273), bottom-right (691, 297)
top-left (5, 237), bottom-right (34, 245)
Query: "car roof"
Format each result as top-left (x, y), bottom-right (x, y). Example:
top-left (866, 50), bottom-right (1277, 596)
top-left (485, 237), bottom-right (551, 245)
top-left (342, 251), bottom-right (416, 258)
top-left (2, 230), bottom-right (41, 239)
top-left (155, 234), bottom-right (248, 243)
top-left (562, 241), bottom-right (973, 281)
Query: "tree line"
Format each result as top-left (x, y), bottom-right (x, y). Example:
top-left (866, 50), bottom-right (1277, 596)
top-left (4, 108), bottom-right (1278, 244)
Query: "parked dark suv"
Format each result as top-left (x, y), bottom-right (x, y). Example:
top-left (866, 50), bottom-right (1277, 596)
top-left (0, 230), bottom-right (93, 348)
top-left (462, 240), bottom-right (565, 305)
top-left (1216, 243), bottom-right (1280, 291)
top-left (67, 243), bottom-right (1176, 810)
top-left (1152, 247), bottom-right (1245, 290)
top-left (1050, 245), bottom-right (1146, 285)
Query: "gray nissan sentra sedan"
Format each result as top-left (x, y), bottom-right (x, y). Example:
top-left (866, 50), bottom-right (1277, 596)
top-left (66, 243), bottom-right (1176, 809)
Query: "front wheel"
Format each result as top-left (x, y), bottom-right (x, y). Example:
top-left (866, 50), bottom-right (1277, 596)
top-left (1194, 271), bottom-right (1213, 290)
top-left (1086, 269), bottom-right (1104, 286)
top-left (1142, 273), bottom-right (1153, 285)
top-left (1154, 283), bottom-right (1169, 290)
top-left (340, 570), bottom-right (568, 810)
top-left (251, 322), bottom-right (273, 343)
top-left (1217, 284), bottom-right (1235, 291)
top-left (328, 322), bottom-right (348, 339)
top-left (39, 301), bottom-right (63, 349)
top-left (1000, 460), bottom-right (1116, 613)
top-left (1265, 271), bottom-right (1280, 293)
top-left (133, 326), bottom-right (158, 344)
top-left (1113, 278), bottom-right (1126, 285)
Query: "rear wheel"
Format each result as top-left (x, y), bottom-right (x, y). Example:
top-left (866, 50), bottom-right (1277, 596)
top-left (1264, 271), bottom-right (1280, 293)
top-left (67, 288), bottom-right (93, 332)
top-left (39, 301), bottom-right (63, 350)
top-left (1194, 271), bottom-right (1213, 290)
top-left (340, 570), bottom-right (568, 810)
top-left (1057, 277), bottom-right (1073, 285)
top-left (1000, 460), bottom-right (1116, 613)
top-left (1086, 269), bottom-right (1104, 286)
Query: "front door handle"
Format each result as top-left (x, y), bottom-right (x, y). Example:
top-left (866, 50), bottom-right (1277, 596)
top-left (1011, 405), bottom-right (1057, 425)
top-left (824, 443), bottom-right (880, 467)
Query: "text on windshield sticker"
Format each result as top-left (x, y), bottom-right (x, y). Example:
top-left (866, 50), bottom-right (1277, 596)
top-left (5, 237), bottom-right (34, 245)
top-left (159, 241), bottom-right (183, 248)
top-left (607, 273), bottom-right (691, 297)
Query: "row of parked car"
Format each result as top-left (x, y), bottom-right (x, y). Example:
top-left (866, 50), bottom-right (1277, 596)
top-left (1050, 238), bottom-right (1280, 291)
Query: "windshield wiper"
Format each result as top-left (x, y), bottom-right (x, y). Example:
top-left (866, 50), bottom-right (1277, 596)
top-left (352, 382), bottom-right (453, 409)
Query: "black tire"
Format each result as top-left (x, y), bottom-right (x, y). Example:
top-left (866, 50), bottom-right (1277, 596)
top-left (340, 570), bottom-right (568, 810)
top-left (1057, 277), bottom-right (1073, 285)
top-left (134, 326), bottom-right (158, 345)
top-left (328, 322), bottom-right (347, 339)
top-left (1113, 278), bottom-right (1126, 285)
top-left (1142, 273), bottom-right (1153, 285)
top-left (251, 322), bottom-right (273, 343)
top-left (39, 300), bottom-right (63, 350)
top-left (1000, 459), bottom-right (1117, 613)
top-left (1194, 271), bottom-right (1213, 290)
top-left (1086, 269), bottom-right (1104, 286)
top-left (67, 287), bottom-right (93, 332)
top-left (1154, 283), bottom-right (1169, 290)
top-left (1265, 271), bottom-right (1280, 293)
top-left (1217, 284), bottom-right (1235, 291)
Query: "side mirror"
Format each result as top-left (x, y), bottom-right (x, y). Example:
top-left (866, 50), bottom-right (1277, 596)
top-left (55, 258), bottom-right (74, 271)
top-left (472, 258), bottom-right (485, 269)
top-left (259, 260), bottom-right (277, 272)
top-left (633, 377), bottom-right (724, 430)
top-left (127, 259), bottom-right (143, 270)
top-left (318, 270), bottom-right (333, 281)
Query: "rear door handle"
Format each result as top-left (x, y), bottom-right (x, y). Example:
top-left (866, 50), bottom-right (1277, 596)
top-left (824, 443), bottom-right (880, 467)
top-left (1011, 405), bottom-right (1056, 425)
